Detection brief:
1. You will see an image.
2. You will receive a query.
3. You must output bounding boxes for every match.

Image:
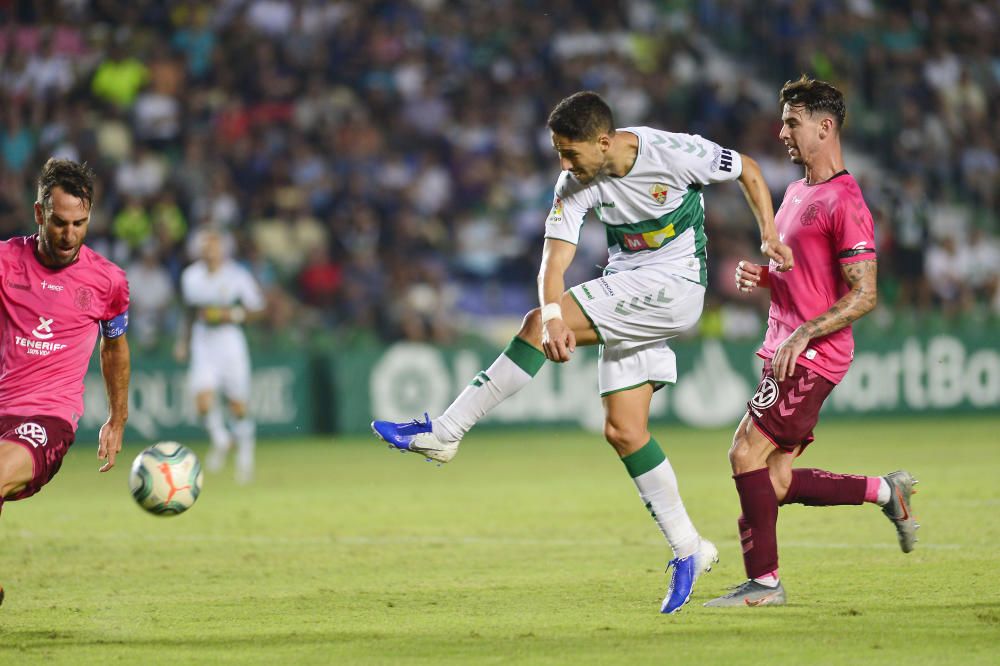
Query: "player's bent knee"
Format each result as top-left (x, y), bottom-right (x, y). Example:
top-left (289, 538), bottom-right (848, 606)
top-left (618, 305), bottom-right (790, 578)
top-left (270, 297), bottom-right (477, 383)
top-left (728, 434), bottom-right (759, 473)
top-left (769, 467), bottom-right (792, 502)
top-left (603, 421), bottom-right (648, 456)
top-left (518, 308), bottom-right (543, 344)
top-left (0, 445), bottom-right (32, 498)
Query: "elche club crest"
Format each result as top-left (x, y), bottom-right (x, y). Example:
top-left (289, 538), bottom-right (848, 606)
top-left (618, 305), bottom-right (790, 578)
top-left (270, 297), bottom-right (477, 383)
top-left (649, 183), bottom-right (669, 205)
top-left (750, 377), bottom-right (780, 410)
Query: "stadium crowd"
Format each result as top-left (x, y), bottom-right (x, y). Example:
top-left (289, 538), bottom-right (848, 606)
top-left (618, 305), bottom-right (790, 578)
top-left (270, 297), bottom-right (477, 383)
top-left (0, 0), bottom-right (996, 351)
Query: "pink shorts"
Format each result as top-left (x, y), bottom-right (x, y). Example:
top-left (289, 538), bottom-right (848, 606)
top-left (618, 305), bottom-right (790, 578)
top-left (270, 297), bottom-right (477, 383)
top-left (0, 414), bottom-right (76, 507)
top-left (747, 360), bottom-right (835, 453)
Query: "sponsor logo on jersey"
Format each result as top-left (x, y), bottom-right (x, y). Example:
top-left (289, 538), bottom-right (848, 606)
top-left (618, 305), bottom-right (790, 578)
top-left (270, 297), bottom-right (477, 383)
top-left (41, 280), bottom-right (64, 292)
top-left (581, 285), bottom-right (595, 301)
top-left (800, 202), bottom-right (820, 226)
top-left (6, 263), bottom-right (30, 290)
top-left (74, 287), bottom-right (94, 312)
top-left (750, 377), bottom-right (780, 410)
top-left (622, 223), bottom-right (677, 251)
top-left (598, 201), bottom-right (616, 208)
top-left (547, 197), bottom-right (563, 223)
top-left (17, 316), bottom-right (67, 355)
top-left (713, 148), bottom-right (734, 173)
top-left (649, 183), bottom-right (669, 205)
top-left (15, 422), bottom-right (48, 448)
top-left (32, 316), bottom-right (54, 340)
top-left (598, 278), bottom-right (615, 297)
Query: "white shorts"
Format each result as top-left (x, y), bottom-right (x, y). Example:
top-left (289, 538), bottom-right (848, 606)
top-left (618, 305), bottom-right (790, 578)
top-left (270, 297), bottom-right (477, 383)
top-left (569, 265), bottom-right (705, 396)
top-left (188, 339), bottom-right (252, 403)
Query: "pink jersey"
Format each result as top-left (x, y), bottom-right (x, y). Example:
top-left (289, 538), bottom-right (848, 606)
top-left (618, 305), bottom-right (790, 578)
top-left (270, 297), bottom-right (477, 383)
top-left (760, 172), bottom-right (876, 384)
top-left (0, 236), bottom-right (129, 429)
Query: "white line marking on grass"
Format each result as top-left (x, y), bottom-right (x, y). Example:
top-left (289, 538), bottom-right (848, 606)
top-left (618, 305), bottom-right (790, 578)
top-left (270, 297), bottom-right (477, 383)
top-left (11, 530), bottom-right (963, 550)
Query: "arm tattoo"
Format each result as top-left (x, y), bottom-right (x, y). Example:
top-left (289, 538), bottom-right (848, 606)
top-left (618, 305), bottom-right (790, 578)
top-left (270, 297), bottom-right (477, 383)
top-left (800, 260), bottom-right (877, 339)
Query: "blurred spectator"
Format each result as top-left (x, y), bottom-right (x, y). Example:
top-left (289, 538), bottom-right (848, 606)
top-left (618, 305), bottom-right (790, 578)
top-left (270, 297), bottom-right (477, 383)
top-left (91, 41), bottom-right (148, 109)
top-left (0, 0), bottom-right (993, 350)
top-left (126, 244), bottom-right (176, 350)
top-left (925, 236), bottom-right (973, 316)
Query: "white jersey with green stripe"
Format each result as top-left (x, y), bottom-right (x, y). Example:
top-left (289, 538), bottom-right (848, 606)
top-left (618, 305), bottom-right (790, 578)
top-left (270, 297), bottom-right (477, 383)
top-left (544, 126), bottom-right (743, 285)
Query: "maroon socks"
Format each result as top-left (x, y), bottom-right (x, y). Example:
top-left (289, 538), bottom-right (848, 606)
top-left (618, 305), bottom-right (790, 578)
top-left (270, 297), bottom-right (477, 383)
top-left (734, 468), bottom-right (778, 580)
top-left (782, 468), bottom-right (867, 506)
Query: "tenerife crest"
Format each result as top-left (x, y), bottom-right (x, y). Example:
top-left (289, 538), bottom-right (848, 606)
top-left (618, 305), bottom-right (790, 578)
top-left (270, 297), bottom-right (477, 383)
top-left (649, 183), bottom-right (669, 205)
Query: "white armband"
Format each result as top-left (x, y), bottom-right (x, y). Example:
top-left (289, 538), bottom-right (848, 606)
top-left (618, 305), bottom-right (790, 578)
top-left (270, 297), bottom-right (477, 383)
top-left (540, 303), bottom-right (563, 323)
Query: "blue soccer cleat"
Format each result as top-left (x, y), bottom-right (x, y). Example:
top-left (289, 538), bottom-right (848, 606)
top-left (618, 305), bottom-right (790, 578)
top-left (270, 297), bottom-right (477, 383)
top-left (370, 413), bottom-right (459, 464)
top-left (661, 538), bottom-right (719, 614)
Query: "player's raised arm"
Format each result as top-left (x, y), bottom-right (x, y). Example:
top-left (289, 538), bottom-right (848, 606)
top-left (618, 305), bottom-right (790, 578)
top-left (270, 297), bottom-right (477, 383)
top-left (538, 237), bottom-right (577, 363)
top-left (772, 258), bottom-right (877, 382)
top-left (738, 154), bottom-right (793, 271)
top-left (98, 332), bottom-right (130, 472)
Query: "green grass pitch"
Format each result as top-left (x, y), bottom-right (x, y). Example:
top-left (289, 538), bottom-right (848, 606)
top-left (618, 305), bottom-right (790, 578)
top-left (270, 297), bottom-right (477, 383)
top-left (1, 416), bottom-right (998, 665)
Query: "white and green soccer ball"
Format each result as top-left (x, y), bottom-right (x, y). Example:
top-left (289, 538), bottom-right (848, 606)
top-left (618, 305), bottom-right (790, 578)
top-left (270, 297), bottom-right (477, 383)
top-left (128, 442), bottom-right (203, 516)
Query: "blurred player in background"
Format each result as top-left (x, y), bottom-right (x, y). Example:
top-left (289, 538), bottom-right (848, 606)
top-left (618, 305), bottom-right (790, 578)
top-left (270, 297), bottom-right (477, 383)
top-left (0, 158), bottom-right (130, 604)
top-left (374, 91), bottom-right (793, 613)
top-left (175, 229), bottom-right (264, 485)
top-left (705, 76), bottom-right (917, 608)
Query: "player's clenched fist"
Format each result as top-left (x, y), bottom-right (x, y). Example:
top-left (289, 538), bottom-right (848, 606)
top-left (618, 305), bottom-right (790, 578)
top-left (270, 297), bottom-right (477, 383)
top-left (541, 318), bottom-right (575, 363)
top-left (735, 260), bottom-right (769, 294)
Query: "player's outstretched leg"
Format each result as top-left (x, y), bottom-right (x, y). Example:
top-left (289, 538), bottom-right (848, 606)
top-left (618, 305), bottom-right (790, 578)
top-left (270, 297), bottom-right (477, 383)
top-left (662, 538), bottom-right (719, 613)
top-left (371, 413), bottom-right (459, 464)
top-left (703, 579), bottom-right (787, 607)
top-left (370, 336), bottom-right (546, 464)
top-left (881, 470), bottom-right (919, 553)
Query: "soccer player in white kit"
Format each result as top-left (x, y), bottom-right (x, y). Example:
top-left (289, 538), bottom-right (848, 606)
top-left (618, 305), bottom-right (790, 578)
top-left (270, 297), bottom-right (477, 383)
top-left (175, 229), bottom-right (264, 484)
top-left (374, 91), bottom-right (794, 613)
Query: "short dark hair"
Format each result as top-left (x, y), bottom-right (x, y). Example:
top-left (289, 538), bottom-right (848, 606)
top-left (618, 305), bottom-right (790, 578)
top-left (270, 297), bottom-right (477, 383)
top-left (37, 158), bottom-right (96, 212)
top-left (547, 91), bottom-right (615, 141)
top-left (779, 75), bottom-right (846, 129)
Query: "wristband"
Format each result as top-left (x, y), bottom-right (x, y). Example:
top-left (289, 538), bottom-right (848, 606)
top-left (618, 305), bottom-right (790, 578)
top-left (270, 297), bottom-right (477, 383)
top-left (540, 303), bottom-right (563, 323)
top-left (229, 306), bottom-right (246, 324)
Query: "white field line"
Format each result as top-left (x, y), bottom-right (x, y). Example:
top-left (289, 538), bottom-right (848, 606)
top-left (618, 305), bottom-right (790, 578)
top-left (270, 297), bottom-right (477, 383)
top-left (10, 530), bottom-right (963, 550)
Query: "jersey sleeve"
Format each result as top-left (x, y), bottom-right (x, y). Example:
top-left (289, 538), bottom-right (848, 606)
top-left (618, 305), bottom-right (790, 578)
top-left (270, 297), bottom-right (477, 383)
top-left (238, 267), bottom-right (266, 312)
top-left (829, 184), bottom-right (877, 265)
top-left (99, 265), bottom-right (130, 338)
top-left (543, 173), bottom-right (591, 245)
top-left (102, 266), bottom-right (130, 320)
top-left (660, 132), bottom-right (743, 186)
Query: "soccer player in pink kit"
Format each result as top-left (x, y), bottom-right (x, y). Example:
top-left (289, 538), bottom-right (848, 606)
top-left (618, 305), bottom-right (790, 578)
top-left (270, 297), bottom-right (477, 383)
top-left (0, 159), bottom-right (130, 606)
top-left (705, 77), bottom-right (918, 607)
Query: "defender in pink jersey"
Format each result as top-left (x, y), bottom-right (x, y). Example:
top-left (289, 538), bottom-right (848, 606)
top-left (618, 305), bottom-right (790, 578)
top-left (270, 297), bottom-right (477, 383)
top-left (705, 77), bottom-right (918, 608)
top-left (0, 159), bottom-right (130, 605)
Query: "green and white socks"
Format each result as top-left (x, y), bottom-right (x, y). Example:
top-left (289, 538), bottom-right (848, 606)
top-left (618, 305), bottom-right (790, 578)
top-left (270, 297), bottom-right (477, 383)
top-left (434, 337), bottom-right (546, 443)
top-left (621, 438), bottom-right (700, 559)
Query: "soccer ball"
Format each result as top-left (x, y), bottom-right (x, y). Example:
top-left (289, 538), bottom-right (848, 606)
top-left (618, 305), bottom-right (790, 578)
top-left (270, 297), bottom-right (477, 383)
top-left (128, 442), bottom-right (203, 516)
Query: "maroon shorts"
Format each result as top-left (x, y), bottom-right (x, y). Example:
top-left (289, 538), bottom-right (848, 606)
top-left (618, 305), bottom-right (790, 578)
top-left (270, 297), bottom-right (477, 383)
top-left (0, 414), bottom-right (76, 506)
top-left (747, 360), bottom-right (836, 453)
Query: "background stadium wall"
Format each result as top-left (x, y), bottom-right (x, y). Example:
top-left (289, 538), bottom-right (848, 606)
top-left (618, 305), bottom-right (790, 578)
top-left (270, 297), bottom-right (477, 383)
top-left (78, 332), bottom-right (999, 442)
